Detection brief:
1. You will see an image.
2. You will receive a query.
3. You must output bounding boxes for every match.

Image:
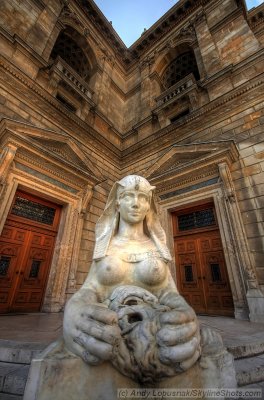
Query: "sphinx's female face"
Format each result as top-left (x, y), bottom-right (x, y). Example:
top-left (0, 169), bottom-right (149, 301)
top-left (117, 190), bottom-right (150, 224)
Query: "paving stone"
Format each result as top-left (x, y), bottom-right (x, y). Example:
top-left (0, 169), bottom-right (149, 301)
top-left (2, 364), bottom-right (30, 395)
top-left (236, 355), bottom-right (264, 386)
top-left (0, 394), bottom-right (22, 400)
top-left (0, 341), bottom-right (45, 364)
top-left (0, 363), bottom-right (22, 392)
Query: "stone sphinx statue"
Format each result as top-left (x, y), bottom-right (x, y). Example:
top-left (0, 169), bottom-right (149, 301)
top-left (24, 176), bottom-right (236, 400)
top-left (63, 175), bottom-right (201, 383)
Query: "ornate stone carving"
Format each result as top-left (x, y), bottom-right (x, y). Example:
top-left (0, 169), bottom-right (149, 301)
top-left (63, 175), bottom-right (202, 383)
top-left (60, 5), bottom-right (83, 28)
top-left (193, 11), bottom-right (207, 26)
top-left (139, 54), bottom-right (155, 70)
top-left (108, 285), bottom-right (200, 383)
top-left (218, 163), bottom-right (258, 288)
top-left (80, 186), bottom-right (93, 216)
top-left (218, 162), bottom-right (236, 202)
top-left (177, 24), bottom-right (196, 42)
top-left (0, 144), bottom-right (17, 184)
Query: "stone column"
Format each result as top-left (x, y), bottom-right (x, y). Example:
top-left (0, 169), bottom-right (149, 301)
top-left (218, 162), bottom-right (264, 322)
top-left (43, 203), bottom-right (80, 312)
top-left (139, 56), bottom-right (154, 120)
top-left (66, 187), bottom-right (93, 294)
top-left (0, 144), bottom-right (17, 200)
top-left (96, 54), bottom-right (115, 115)
top-left (194, 12), bottom-right (222, 77)
top-left (26, 0), bottom-right (63, 56)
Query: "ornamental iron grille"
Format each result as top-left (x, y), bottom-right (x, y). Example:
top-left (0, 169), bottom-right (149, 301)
top-left (162, 51), bottom-right (200, 89)
top-left (11, 196), bottom-right (56, 225)
top-left (51, 31), bottom-right (89, 79)
top-left (178, 208), bottom-right (215, 231)
top-left (0, 256), bottom-right (11, 276)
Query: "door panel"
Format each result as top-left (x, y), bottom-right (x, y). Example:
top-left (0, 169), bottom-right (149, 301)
top-left (0, 191), bottom-right (61, 313)
top-left (173, 204), bottom-right (234, 317)
top-left (176, 240), bottom-right (206, 313)
top-left (12, 233), bottom-right (56, 312)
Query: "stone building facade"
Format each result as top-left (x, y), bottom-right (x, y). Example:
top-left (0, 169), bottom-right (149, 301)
top-left (0, 0), bottom-right (264, 322)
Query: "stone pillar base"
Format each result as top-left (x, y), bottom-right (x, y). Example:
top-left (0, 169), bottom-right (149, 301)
top-left (24, 336), bottom-right (237, 400)
top-left (247, 288), bottom-right (264, 323)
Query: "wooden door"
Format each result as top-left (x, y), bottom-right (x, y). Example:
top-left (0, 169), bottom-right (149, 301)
top-left (0, 191), bottom-right (61, 313)
top-left (173, 203), bottom-right (234, 316)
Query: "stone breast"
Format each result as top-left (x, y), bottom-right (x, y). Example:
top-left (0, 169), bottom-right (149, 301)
top-left (96, 255), bottom-right (127, 286)
top-left (96, 251), bottom-right (167, 287)
top-left (134, 256), bottom-right (167, 285)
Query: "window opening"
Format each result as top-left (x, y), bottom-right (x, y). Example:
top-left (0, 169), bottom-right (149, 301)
top-left (11, 196), bottom-right (56, 225)
top-left (162, 51), bottom-right (200, 89)
top-left (51, 31), bottom-right (89, 79)
top-left (178, 208), bottom-right (215, 231)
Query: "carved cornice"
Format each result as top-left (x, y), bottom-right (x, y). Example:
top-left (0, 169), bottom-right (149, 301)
top-left (76, 0), bottom-right (129, 65)
top-left (157, 172), bottom-right (219, 200)
top-left (129, 0), bottom-right (209, 62)
top-left (16, 151), bottom-right (86, 190)
top-left (248, 2), bottom-right (264, 29)
top-left (144, 141), bottom-right (238, 196)
top-left (0, 120), bottom-right (105, 189)
top-left (74, 0), bottom-right (210, 67)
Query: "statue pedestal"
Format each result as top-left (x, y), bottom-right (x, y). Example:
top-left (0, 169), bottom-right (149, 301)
top-left (23, 337), bottom-right (237, 400)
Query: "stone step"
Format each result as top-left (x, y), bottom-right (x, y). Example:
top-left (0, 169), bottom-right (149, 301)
top-left (235, 354), bottom-right (264, 387)
top-left (0, 393), bottom-right (22, 399)
top-left (0, 340), bottom-right (45, 364)
top-left (239, 381), bottom-right (264, 389)
top-left (227, 341), bottom-right (264, 360)
top-left (0, 362), bottom-right (30, 396)
top-left (0, 361), bottom-right (30, 397)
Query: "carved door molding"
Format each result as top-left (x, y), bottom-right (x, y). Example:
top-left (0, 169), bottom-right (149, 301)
top-left (159, 185), bottom-right (251, 320)
top-left (0, 191), bottom-right (62, 313)
top-left (0, 120), bottom-right (101, 312)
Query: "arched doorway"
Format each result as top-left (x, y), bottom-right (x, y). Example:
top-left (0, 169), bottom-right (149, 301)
top-left (0, 191), bottom-right (61, 313)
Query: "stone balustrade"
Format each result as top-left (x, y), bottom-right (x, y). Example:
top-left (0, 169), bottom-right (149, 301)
top-left (53, 56), bottom-right (93, 101)
top-left (155, 73), bottom-right (196, 108)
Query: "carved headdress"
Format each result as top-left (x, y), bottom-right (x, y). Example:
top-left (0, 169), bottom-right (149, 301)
top-left (93, 175), bottom-right (171, 261)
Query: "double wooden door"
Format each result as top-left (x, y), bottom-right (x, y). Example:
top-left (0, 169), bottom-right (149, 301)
top-left (0, 191), bottom-right (61, 313)
top-left (173, 204), bottom-right (234, 316)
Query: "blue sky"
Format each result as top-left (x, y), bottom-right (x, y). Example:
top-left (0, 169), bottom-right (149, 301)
top-left (94, 0), bottom-right (264, 47)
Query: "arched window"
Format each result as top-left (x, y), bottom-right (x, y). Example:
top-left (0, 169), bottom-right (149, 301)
top-left (50, 30), bottom-right (89, 79)
top-left (162, 51), bottom-right (200, 89)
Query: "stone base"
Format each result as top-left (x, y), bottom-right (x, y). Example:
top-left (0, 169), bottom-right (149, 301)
top-left (23, 337), bottom-right (237, 400)
top-left (247, 289), bottom-right (264, 323)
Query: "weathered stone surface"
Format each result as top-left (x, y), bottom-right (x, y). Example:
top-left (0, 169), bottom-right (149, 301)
top-left (1, 0), bottom-right (264, 320)
top-left (24, 338), bottom-right (237, 400)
